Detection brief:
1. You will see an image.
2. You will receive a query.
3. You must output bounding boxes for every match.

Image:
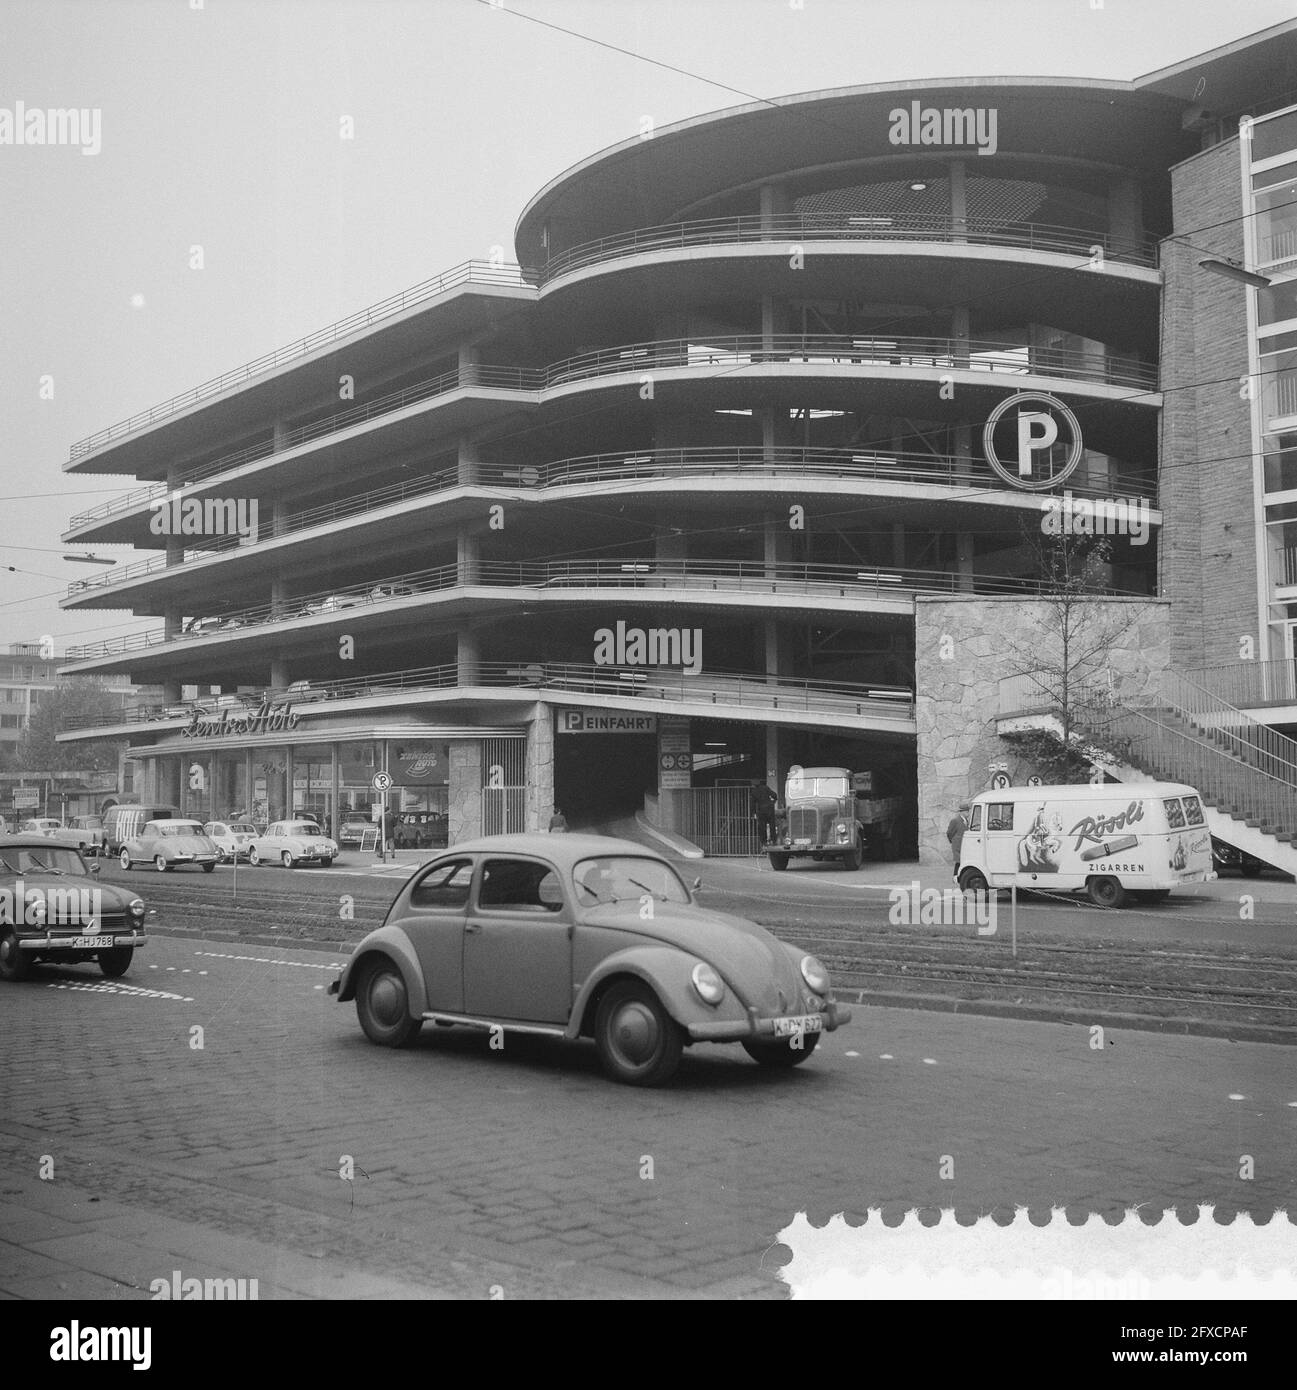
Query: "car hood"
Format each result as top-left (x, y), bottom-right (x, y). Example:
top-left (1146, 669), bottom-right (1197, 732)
top-left (578, 901), bottom-right (806, 1011)
top-left (2, 872), bottom-right (138, 913)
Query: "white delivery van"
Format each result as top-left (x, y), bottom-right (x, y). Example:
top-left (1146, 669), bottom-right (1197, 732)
top-left (955, 782), bottom-right (1216, 908)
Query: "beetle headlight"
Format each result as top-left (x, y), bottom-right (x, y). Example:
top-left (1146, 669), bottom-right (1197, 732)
top-left (128, 898), bottom-right (145, 918)
top-left (800, 954), bottom-right (830, 994)
top-left (691, 961), bottom-right (726, 1006)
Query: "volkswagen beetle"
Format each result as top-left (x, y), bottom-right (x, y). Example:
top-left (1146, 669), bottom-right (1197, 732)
top-left (328, 833), bottom-right (851, 1085)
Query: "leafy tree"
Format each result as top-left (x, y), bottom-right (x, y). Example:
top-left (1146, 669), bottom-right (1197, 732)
top-left (14, 681), bottom-right (126, 774)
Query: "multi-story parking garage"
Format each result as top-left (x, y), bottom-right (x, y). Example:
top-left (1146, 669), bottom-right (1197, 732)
top-left (56, 21), bottom-right (1297, 863)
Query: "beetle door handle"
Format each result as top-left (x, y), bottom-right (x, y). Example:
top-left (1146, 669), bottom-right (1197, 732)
top-left (464, 922), bottom-right (482, 934)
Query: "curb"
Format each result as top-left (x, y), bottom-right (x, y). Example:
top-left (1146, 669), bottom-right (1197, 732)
top-left (844, 987), bottom-right (1297, 1046)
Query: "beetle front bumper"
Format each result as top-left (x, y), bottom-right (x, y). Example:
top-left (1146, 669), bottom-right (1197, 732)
top-left (686, 999), bottom-right (852, 1041)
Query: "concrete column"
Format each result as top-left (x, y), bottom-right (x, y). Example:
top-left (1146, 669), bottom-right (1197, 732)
top-left (1108, 177), bottom-right (1143, 258)
top-left (447, 741), bottom-right (483, 845)
top-left (759, 181), bottom-right (791, 236)
top-left (269, 575), bottom-right (287, 620)
top-left (654, 517), bottom-right (686, 579)
top-left (161, 679), bottom-right (181, 704)
top-left (765, 724), bottom-right (781, 790)
top-left (458, 342), bottom-right (480, 388)
top-left (763, 511), bottom-right (793, 580)
top-left (457, 628), bottom-right (480, 685)
top-left (953, 423), bottom-right (973, 485)
top-left (165, 539), bottom-right (183, 568)
top-left (951, 304), bottom-right (970, 368)
top-left (269, 657), bottom-right (289, 690)
top-left (273, 420), bottom-right (289, 452)
top-left (524, 705), bottom-right (555, 833)
top-left (457, 532), bottom-right (481, 585)
top-left (949, 159), bottom-right (967, 242)
top-left (457, 435), bottom-right (480, 486)
top-left (268, 499), bottom-right (288, 539)
top-left (956, 532), bottom-right (975, 592)
top-left (163, 605), bottom-right (181, 640)
top-left (892, 522), bottom-right (906, 568)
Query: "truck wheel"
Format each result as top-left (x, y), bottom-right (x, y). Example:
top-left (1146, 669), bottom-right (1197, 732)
top-left (841, 836), bottom-right (863, 870)
top-left (958, 868), bottom-right (989, 894)
top-left (1086, 875), bottom-right (1128, 909)
top-left (768, 853), bottom-right (789, 872)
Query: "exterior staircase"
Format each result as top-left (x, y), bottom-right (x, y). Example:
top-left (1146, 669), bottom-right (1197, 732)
top-left (996, 671), bottom-right (1297, 877)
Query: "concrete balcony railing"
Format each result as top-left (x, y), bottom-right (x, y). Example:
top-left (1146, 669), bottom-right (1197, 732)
top-left (67, 336), bottom-right (1157, 532)
top-left (60, 659), bottom-right (917, 732)
top-left (538, 211), bottom-right (1161, 281)
top-left (67, 260), bottom-right (539, 462)
top-left (62, 557), bottom-right (1084, 662)
top-left (64, 445), bottom-right (1159, 592)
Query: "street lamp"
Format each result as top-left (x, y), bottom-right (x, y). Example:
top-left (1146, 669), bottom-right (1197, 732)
top-left (63, 554), bottom-right (117, 565)
top-left (1198, 259), bottom-right (1272, 289)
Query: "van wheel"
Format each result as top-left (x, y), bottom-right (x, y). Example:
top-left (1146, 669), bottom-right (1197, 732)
top-left (958, 868), bottom-right (989, 894)
top-left (1086, 876), bottom-right (1127, 908)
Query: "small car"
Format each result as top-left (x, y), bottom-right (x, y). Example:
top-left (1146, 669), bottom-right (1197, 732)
top-left (19, 817), bottom-right (62, 837)
top-left (65, 815), bottom-right (105, 855)
top-left (120, 819), bottom-right (220, 872)
top-left (338, 816), bottom-right (375, 848)
top-left (250, 820), bottom-right (338, 868)
top-left (295, 593), bottom-right (363, 619)
top-left (0, 835), bottom-right (148, 981)
top-left (329, 832), bottom-right (851, 1086)
top-left (203, 820), bottom-right (260, 862)
top-left (1210, 837), bottom-right (1266, 878)
top-left (366, 583), bottom-right (417, 602)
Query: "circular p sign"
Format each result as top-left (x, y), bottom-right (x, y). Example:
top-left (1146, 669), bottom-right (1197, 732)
top-left (982, 391), bottom-right (1083, 491)
top-left (371, 771), bottom-right (393, 792)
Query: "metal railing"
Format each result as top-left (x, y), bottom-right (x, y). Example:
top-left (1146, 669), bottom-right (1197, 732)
top-left (65, 444), bottom-right (1160, 591)
top-left (1001, 668), bottom-right (1297, 840)
top-left (62, 557), bottom-right (1109, 659)
top-left (68, 330), bottom-right (1156, 520)
top-left (539, 211), bottom-right (1160, 281)
top-left (67, 260), bottom-right (538, 460)
top-left (63, 659), bottom-right (917, 730)
top-left (1187, 660), bottom-right (1297, 708)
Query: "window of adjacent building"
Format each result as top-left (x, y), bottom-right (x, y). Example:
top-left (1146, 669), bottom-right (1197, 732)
top-left (1258, 276), bottom-right (1297, 329)
top-left (1250, 109), bottom-right (1297, 165)
top-left (1259, 344), bottom-right (1297, 426)
top-left (1254, 181), bottom-right (1297, 268)
top-left (1263, 433), bottom-right (1297, 494)
top-left (0, 715), bottom-right (20, 729)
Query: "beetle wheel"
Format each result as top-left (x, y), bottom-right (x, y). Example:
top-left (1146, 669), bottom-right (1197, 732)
top-left (742, 1032), bottom-right (820, 1067)
top-left (594, 981), bottom-right (683, 1086)
top-left (355, 958), bottom-right (423, 1048)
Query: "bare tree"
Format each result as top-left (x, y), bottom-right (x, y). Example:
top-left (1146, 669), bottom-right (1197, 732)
top-left (1006, 520), bottom-right (1138, 782)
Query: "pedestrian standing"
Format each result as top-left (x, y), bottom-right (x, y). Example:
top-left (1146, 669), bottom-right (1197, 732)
top-left (548, 808), bottom-right (568, 832)
top-left (946, 802), bottom-right (970, 871)
top-left (750, 780), bottom-right (778, 846)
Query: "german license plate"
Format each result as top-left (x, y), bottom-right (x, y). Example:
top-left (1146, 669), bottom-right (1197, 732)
top-left (793, 837), bottom-right (811, 846)
top-left (773, 1014), bottom-right (823, 1037)
top-left (69, 935), bottom-right (112, 949)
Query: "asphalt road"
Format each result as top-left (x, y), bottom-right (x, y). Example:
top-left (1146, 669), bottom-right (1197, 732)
top-left (1, 927), bottom-right (1293, 1299)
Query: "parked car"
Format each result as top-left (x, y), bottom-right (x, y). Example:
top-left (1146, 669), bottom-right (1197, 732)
top-left (0, 835), bottom-right (148, 981)
top-left (119, 819), bottom-right (220, 873)
top-left (19, 817), bottom-right (63, 838)
top-left (65, 815), bottom-right (105, 855)
top-left (338, 815), bottom-right (375, 847)
top-left (203, 820), bottom-right (260, 863)
top-left (295, 594), bottom-right (363, 619)
top-left (250, 820), bottom-right (338, 868)
top-left (328, 832), bottom-right (851, 1085)
top-left (367, 583), bottom-right (416, 602)
top-left (393, 812), bottom-right (448, 849)
top-left (1210, 837), bottom-right (1266, 878)
top-left (102, 804), bottom-right (180, 855)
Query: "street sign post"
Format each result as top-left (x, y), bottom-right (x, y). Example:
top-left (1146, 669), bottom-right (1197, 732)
top-left (989, 872), bottom-right (1017, 957)
top-left (371, 770), bottom-right (393, 861)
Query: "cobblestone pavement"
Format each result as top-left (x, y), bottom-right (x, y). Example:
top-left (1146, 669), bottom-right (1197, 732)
top-left (1, 935), bottom-right (1293, 1300)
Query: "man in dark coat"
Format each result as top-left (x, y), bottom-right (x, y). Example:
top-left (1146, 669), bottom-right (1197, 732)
top-left (751, 780), bottom-right (778, 845)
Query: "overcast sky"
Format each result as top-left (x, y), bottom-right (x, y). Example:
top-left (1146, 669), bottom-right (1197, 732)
top-left (1, 0), bottom-right (1293, 654)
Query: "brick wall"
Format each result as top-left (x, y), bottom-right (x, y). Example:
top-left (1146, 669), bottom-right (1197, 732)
top-left (1161, 136), bottom-right (1256, 671)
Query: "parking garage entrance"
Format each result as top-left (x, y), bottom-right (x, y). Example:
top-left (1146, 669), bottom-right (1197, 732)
top-left (553, 709), bottom-right (659, 830)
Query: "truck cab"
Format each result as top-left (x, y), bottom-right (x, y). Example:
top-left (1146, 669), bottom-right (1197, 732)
top-left (766, 766), bottom-right (866, 872)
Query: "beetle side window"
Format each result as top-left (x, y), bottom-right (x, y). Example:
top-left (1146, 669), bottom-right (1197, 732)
top-left (478, 859), bottom-right (564, 913)
top-left (410, 858), bottom-right (474, 910)
top-left (986, 803), bottom-right (1014, 831)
